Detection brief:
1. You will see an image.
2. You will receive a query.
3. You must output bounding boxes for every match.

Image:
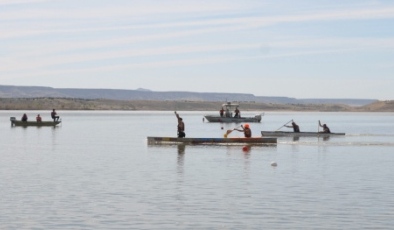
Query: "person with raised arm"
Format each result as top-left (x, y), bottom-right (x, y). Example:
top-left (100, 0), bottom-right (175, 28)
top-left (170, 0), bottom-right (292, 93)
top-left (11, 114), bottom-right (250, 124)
top-left (319, 120), bottom-right (331, 133)
top-left (174, 111), bottom-right (185, 138)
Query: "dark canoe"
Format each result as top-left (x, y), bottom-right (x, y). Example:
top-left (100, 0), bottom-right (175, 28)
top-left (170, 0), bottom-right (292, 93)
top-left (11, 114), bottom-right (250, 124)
top-left (147, 136), bottom-right (277, 145)
top-left (261, 131), bottom-right (345, 137)
top-left (10, 117), bottom-right (61, 127)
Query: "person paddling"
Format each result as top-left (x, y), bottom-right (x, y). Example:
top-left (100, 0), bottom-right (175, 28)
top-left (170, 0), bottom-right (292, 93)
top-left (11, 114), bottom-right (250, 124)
top-left (285, 121), bottom-right (300, 132)
top-left (235, 123), bottom-right (252, 138)
top-left (175, 111), bottom-right (185, 138)
top-left (319, 120), bottom-right (331, 133)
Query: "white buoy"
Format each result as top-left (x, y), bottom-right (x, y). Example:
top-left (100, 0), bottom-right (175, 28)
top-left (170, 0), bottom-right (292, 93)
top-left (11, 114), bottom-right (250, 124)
top-left (271, 161), bottom-right (277, 167)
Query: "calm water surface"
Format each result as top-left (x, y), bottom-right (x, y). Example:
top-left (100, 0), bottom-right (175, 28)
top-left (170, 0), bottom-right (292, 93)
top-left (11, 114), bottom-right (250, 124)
top-left (1, 111), bottom-right (394, 229)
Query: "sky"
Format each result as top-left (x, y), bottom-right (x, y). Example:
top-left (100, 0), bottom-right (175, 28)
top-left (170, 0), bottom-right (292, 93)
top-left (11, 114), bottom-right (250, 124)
top-left (1, 0), bottom-right (394, 100)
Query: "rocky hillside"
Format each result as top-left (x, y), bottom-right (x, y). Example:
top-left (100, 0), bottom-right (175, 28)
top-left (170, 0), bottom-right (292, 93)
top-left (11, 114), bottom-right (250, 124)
top-left (357, 100), bottom-right (394, 112)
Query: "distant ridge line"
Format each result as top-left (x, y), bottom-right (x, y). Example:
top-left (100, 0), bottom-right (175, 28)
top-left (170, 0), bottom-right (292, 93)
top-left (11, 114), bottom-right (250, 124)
top-left (0, 85), bottom-right (377, 106)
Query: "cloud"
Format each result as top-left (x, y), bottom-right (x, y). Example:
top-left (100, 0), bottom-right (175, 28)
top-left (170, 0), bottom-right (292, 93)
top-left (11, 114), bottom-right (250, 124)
top-left (2, 3), bottom-right (394, 35)
top-left (2, 1), bottom-right (394, 89)
top-left (2, 35), bottom-right (394, 80)
top-left (0, 0), bottom-right (52, 5)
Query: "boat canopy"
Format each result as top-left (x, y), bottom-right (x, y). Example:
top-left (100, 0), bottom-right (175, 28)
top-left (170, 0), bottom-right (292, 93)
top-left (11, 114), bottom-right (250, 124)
top-left (222, 102), bottom-right (239, 109)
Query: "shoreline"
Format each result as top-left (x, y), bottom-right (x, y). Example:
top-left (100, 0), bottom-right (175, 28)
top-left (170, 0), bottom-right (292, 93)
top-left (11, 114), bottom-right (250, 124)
top-left (1, 98), bottom-right (393, 112)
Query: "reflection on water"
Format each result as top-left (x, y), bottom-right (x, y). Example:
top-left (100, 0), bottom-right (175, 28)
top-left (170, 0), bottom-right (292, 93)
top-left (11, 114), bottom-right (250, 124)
top-left (289, 136), bottom-right (331, 142)
top-left (177, 144), bottom-right (186, 155)
top-left (177, 144), bottom-right (185, 174)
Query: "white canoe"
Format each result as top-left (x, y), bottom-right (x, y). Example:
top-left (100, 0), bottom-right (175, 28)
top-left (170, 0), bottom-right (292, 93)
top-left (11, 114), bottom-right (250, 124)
top-left (261, 131), bottom-right (345, 137)
top-left (147, 136), bottom-right (276, 145)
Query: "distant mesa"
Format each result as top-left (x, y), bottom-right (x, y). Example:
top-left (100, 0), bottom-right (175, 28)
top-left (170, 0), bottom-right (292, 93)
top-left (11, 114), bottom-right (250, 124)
top-left (0, 84), bottom-right (378, 107)
top-left (136, 88), bottom-right (151, 92)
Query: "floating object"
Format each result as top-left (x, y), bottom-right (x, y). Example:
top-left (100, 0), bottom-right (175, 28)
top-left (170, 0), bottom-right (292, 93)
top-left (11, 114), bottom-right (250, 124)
top-left (242, 146), bottom-right (249, 151)
top-left (261, 131), bottom-right (345, 137)
top-left (271, 161), bottom-right (277, 167)
top-left (221, 127), bottom-right (224, 129)
top-left (147, 136), bottom-right (277, 145)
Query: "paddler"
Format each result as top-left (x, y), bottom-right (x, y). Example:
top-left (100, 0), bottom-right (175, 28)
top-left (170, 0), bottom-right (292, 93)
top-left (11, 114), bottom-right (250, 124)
top-left (319, 120), bottom-right (331, 133)
top-left (235, 123), bottom-right (252, 138)
top-left (175, 111), bottom-right (185, 138)
top-left (285, 121), bottom-right (300, 132)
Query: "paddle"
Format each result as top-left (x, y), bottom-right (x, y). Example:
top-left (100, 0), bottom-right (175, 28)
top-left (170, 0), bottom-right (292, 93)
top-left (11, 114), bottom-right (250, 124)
top-left (224, 125), bottom-right (242, 138)
top-left (275, 119), bottom-right (293, 131)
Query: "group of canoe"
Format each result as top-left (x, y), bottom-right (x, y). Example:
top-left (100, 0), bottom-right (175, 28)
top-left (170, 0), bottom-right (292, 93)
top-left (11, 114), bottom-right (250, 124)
top-left (148, 111), bottom-right (345, 145)
top-left (10, 106), bottom-right (344, 144)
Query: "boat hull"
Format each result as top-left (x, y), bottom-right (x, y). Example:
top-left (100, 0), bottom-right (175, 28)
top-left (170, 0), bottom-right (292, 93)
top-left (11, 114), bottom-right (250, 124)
top-left (204, 114), bottom-right (262, 123)
top-left (261, 131), bottom-right (345, 137)
top-left (147, 136), bottom-right (276, 145)
top-left (11, 120), bottom-right (61, 127)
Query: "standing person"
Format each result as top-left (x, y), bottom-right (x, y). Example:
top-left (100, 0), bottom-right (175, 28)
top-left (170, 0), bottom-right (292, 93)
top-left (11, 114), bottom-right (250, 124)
top-left (319, 120), bottom-right (331, 133)
top-left (219, 107), bottom-right (224, 117)
top-left (36, 114), bottom-right (42, 122)
top-left (51, 109), bottom-right (60, 121)
top-left (234, 107), bottom-right (240, 118)
top-left (285, 121), bottom-right (300, 132)
top-left (21, 113), bottom-right (28, 122)
top-left (174, 111), bottom-right (185, 138)
top-left (235, 123), bottom-right (252, 138)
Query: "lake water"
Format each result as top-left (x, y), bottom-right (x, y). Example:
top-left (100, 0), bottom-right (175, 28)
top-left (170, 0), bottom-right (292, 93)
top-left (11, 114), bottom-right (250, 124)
top-left (1, 110), bottom-right (394, 229)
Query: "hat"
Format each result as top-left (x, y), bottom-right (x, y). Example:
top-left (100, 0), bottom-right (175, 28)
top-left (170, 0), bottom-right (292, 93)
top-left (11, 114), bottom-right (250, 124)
top-left (244, 123), bottom-right (250, 128)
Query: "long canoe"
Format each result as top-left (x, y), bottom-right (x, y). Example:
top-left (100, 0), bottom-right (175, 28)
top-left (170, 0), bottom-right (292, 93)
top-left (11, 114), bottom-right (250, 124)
top-left (261, 131), bottom-right (345, 137)
top-left (10, 117), bottom-right (61, 127)
top-left (147, 136), bottom-right (277, 145)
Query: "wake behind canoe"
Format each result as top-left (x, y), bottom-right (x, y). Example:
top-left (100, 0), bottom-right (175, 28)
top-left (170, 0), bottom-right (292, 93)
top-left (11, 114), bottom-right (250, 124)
top-left (147, 136), bottom-right (277, 145)
top-left (261, 131), bottom-right (345, 137)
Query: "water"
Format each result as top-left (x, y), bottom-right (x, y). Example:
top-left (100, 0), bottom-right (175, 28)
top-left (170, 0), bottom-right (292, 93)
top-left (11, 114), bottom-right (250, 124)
top-left (1, 111), bottom-right (394, 229)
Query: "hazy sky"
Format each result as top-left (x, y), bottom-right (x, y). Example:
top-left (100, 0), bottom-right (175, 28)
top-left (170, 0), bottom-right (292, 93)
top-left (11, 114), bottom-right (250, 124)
top-left (1, 0), bottom-right (394, 99)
